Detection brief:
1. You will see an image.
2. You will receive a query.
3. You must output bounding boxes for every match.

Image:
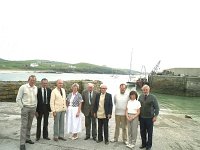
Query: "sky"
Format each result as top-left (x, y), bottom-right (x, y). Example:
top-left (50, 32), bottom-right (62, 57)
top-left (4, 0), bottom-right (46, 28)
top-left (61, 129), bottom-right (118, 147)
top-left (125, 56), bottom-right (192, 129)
top-left (0, 0), bottom-right (200, 73)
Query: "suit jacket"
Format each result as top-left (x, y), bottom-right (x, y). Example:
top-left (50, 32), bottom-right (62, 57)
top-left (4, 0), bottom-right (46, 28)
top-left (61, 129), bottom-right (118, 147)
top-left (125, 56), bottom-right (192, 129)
top-left (81, 90), bottom-right (97, 116)
top-left (36, 87), bottom-right (52, 112)
top-left (93, 92), bottom-right (113, 118)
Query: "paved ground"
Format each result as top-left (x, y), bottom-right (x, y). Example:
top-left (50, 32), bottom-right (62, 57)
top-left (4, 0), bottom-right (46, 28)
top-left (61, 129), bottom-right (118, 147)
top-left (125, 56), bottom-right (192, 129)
top-left (0, 102), bottom-right (200, 150)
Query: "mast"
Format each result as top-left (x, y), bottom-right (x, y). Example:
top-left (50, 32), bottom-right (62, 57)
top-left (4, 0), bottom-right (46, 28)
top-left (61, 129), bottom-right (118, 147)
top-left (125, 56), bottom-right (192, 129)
top-left (129, 49), bottom-right (133, 81)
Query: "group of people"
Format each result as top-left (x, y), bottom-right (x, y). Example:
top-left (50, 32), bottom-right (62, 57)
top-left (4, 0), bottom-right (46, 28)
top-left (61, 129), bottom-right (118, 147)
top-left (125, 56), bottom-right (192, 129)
top-left (16, 75), bottom-right (159, 150)
top-left (111, 83), bottom-right (159, 150)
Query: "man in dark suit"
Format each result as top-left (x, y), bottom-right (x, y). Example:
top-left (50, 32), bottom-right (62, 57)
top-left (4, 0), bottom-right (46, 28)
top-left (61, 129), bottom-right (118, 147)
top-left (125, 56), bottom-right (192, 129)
top-left (82, 83), bottom-right (98, 141)
top-left (35, 78), bottom-right (52, 141)
top-left (93, 84), bottom-right (113, 145)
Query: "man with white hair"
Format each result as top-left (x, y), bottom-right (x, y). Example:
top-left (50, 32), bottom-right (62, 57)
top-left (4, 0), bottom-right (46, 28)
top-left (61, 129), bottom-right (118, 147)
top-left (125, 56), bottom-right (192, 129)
top-left (50, 79), bottom-right (67, 141)
top-left (94, 84), bottom-right (113, 145)
top-left (82, 83), bottom-right (98, 141)
top-left (138, 84), bottom-right (159, 150)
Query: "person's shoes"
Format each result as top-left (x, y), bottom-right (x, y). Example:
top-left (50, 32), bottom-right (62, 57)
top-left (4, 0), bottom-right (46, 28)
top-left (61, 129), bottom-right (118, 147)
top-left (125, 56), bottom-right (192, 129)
top-left (53, 137), bottom-right (58, 141)
top-left (110, 139), bottom-right (118, 143)
top-left (126, 144), bottom-right (135, 148)
top-left (93, 137), bottom-right (96, 141)
top-left (36, 138), bottom-right (40, 141)
top-left (43, 137), bottom-right (51, 140)
top-left (123, 141), bottom-right (128, 145)
top-left (20, 145), bottom-right (26, 150)
top-left (58, 137), bottom-right (67, 141)
top-left (105, 141), bottom-right (109, 145)
top-left (25, 140), bottom-right (34, 144)
top-left (71, 136), bottom-right (78, 140)
top-left (96, 140), bottom-right (103, 143)
top-left (84, 137), bottom-right (90, 140)
top-left (139, 145), bottom-right (146, 149)
top-left (126, 144), bottom-right (131, 148)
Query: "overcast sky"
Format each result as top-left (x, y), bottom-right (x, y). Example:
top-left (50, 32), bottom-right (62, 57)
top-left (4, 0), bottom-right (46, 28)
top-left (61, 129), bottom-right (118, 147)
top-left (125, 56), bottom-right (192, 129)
top-left (0, 0), bottom-right (200, 72)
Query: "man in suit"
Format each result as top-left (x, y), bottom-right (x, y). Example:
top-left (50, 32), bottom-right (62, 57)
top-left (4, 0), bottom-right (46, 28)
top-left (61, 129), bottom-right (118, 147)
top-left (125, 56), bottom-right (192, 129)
top-left (93, 84), bottom-right (113, 145)
top-left (82, 83), bottom-right (98, 141)
top-left (35, 78), bottom-right (51, 141)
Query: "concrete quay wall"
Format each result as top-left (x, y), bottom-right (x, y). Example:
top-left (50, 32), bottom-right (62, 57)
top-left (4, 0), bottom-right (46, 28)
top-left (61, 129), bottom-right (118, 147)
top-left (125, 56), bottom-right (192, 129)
top-left (148, 75), bottom-right (200, 97)
top-left (0, 80), bottom-right (102, 102)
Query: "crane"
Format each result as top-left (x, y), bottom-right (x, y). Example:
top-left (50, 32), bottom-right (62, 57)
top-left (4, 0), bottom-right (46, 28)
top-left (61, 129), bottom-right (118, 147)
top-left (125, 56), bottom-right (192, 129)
top-left (150, 60), bottom-right (161, 75)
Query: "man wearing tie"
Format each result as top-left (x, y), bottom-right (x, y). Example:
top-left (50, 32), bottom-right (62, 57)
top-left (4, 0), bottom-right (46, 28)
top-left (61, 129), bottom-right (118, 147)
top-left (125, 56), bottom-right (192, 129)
top-left (50, 79), bottom-right (67, 141)
top-left (36, 78), bottom-right (52, 141)
top-left (82, 83), bottom-right (98, 141)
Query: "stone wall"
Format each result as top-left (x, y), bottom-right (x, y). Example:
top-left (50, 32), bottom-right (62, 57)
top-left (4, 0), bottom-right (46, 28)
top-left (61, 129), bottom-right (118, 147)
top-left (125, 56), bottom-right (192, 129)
top-left (0, 80), bottom-right (102, 102)
top-left (148, 75), bottom-right (200, 97)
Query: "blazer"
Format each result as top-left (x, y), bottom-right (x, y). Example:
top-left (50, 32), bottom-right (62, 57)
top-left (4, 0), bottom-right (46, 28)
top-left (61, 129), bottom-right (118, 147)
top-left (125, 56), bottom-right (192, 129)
top-left (36, 87), bottom-right (52, 112)
top-left (93, 92), bottom-right (113, 118)
top-left (81, 90), bottom-right (97, 116)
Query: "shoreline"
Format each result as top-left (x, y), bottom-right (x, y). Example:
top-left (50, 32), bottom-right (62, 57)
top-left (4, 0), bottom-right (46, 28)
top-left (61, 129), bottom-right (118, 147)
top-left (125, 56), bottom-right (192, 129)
top-left (0, 70), bottom-right (35, 73)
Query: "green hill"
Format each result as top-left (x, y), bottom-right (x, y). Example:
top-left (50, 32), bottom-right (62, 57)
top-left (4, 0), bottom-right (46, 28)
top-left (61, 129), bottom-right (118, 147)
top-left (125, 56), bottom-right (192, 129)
top-left (0, 58), bottom-right (139, 75)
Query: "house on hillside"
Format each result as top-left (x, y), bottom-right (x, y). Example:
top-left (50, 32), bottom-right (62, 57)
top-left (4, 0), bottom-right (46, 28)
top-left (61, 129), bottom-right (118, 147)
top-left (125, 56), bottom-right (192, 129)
top-left (30, 63), bottom-right (39, 67)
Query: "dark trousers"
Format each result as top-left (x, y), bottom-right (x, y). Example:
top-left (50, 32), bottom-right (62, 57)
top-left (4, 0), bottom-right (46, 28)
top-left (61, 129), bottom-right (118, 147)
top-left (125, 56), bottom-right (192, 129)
top-left (140, 117), bottom-right (153, 149)
top-left (85, 112), bottom-right (97, 138)
top-left (36, 104), bottom-right (49, 139)
top-left (97, 118), bottom-right (109, 142)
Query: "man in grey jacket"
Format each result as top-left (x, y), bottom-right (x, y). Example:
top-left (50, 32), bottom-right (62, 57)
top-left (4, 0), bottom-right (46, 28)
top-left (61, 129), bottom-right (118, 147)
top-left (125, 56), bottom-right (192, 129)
top-left (16, 75), bottom-right (38, 150)
top-left (82, 83), bottom-right (98, 141)
top-left (138, 84), bottom-right (159, 150)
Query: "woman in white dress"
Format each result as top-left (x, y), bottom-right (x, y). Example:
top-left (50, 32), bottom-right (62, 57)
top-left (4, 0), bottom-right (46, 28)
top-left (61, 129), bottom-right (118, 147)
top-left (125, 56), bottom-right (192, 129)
top-left (66, 83), bottom-right (83, 140)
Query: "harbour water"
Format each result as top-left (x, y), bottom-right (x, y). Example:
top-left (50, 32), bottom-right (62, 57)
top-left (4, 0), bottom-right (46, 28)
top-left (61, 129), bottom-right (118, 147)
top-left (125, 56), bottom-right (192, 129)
top-left (0, 71), bottom-right (137, 96)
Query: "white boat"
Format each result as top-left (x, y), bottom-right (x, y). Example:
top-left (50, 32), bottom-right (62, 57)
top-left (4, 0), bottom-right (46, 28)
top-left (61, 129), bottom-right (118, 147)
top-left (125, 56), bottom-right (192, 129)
top-left (126, 49), bottom-right (137, 88)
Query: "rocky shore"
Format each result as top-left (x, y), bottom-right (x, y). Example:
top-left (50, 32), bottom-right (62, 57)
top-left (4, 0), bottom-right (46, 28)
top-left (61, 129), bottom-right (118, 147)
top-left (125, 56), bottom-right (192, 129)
top-left (0, 102), bottom-right (200, 150)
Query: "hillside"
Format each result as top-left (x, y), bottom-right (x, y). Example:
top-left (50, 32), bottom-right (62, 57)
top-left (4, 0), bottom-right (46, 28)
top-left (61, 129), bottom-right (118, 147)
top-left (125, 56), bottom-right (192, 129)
top-left (0, 59), bottom-right (139, 75)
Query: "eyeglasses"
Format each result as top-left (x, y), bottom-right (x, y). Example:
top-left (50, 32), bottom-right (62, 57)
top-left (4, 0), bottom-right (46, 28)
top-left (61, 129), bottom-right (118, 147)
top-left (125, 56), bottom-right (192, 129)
top-left (100, 88), bottom-right (107, 89)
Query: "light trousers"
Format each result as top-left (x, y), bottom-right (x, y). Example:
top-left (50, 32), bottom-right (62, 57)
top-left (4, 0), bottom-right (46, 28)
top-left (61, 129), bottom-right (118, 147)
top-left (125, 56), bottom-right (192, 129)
top-left (20, 106), bottom-right (36, 145)
top-left (127, 116), bottom-right (139, 145)
top-left (114, 115), bottom-right (127, 142)
top-left (53, 111), bottom-right (65, 138)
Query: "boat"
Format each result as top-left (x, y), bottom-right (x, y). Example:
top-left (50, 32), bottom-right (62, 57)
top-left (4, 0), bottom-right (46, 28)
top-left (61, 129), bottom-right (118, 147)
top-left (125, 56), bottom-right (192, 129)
top-left (136, 65), bottom-right (148, 88)
top-left (110, 68), bottom-right (119, 78)
top-left (126, 49), bottom-right (137, 88)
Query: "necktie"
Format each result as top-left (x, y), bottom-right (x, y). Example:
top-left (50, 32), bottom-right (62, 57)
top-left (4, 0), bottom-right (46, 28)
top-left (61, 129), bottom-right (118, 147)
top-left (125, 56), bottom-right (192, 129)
top-left (89, 92), bottom-right (92, 105)
top-left (44, 88), bottom-right (47, 104)
top-left (144, 95), bottom-right (147, 101)
top-left (60, 89), bottom-right (63, 96)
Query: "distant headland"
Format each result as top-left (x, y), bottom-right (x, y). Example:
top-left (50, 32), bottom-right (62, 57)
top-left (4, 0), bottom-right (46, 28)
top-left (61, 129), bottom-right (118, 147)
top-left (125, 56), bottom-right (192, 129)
top-left (0, 58), bottom-right (140, 75)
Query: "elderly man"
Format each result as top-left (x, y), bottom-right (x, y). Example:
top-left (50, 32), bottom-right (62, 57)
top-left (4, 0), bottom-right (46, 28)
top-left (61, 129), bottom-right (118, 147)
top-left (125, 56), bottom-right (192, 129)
top-left (93, 84), bottom-right (113, 145)
top-left (82, 83), bottom-right (98, 141)
top-left (138, 84), bottom-right (159, 150)
top-left (50, 79), bottom-right (67, 141)
top-left (16, 75), bottom-right (37, 150)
